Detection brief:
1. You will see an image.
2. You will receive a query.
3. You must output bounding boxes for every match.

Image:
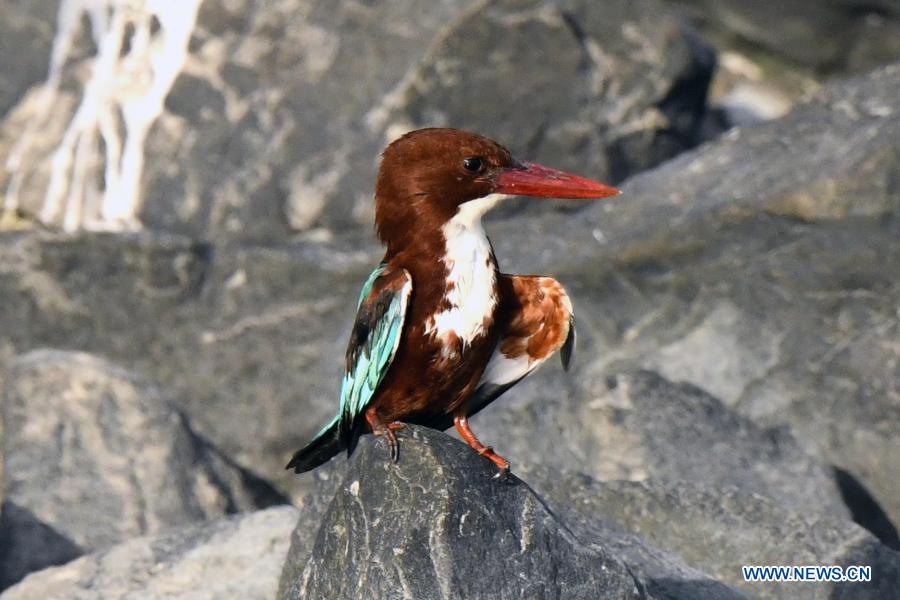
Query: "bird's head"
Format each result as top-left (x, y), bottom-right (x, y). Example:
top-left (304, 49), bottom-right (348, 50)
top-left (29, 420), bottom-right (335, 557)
top-left (374, 128), bottom-right (619, 250)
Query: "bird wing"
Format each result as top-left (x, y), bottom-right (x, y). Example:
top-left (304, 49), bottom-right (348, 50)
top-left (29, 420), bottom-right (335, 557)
top-left (466, 274), bottom-right (575, 418)
top-left (339, 264), bottom-right (413, 448)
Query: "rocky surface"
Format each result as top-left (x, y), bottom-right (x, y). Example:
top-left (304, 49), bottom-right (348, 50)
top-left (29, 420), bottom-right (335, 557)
top-left (478, 370), bottom-right (850, 518)
top-left (279, 425), bottom-right (900, 599)
top-left (0, 230), bottom-right (374, 498)
top-left (490, 62), bottom-right (900, 255)
top-left (0, 64), bottom-right (897, 517)
top-left (663, 0), bottom-right (900, 76)
top-left (0, 505), bottom-right (297, 600)
top-left (279, 426), bottom-right (683, 600)
top-left (0, 0), bottom-right (56, 118)
top-left (0, 350), bottom-right (287, 589)
top-left (525, 469), bottom-right (900, 599)
top-left (0, 0), bottom-right (714, 237)
top-left (0, 4), bottom-right (898, 597)
top-left (479, 63), bottom-right (900, 534)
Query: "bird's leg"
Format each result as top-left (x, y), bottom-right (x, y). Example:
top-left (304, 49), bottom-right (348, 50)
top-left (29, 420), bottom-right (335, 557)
top-left (454, 414), bottom-right (511, 479)
top-left (365, 407), bottom-right (405, 463)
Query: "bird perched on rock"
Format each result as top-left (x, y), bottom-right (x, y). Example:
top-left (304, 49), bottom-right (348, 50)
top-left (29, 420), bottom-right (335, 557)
top-left (288, 128), bottom-right (619, 477)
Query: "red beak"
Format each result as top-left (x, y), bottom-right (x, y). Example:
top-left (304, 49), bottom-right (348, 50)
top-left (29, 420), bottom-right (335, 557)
top-left (495, 161), bottom-right (620, 199)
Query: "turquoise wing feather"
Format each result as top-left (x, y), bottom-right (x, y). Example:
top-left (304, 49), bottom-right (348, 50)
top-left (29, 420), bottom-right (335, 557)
top-left (356, 262), bottom-right (387, 308)
top-left (338, 265), bottom-right (412, 445)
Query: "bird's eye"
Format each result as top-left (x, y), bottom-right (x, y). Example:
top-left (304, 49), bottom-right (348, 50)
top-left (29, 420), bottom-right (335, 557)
top-left (462, 157), bottom-right (483, 173)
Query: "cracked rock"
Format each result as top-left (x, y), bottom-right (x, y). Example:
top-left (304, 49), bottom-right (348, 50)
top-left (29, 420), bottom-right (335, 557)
top-left (279, 425), bottom-right (899, 600)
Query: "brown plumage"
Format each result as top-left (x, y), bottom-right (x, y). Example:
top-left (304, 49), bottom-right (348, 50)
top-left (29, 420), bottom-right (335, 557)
top-left (287, 128), bottom-right (618, 477)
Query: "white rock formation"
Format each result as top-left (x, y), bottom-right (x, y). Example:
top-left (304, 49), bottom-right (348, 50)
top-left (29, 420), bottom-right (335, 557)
top-left (3, 0), bottom-right (201, 232)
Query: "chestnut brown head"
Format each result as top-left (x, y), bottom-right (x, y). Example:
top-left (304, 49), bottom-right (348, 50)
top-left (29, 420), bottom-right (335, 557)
top-left (374, 128), bottom-right (618, 250)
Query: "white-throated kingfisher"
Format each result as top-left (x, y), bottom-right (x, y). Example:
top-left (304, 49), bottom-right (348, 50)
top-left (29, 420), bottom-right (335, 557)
top-left (287, 128), bottom-right (619, 478)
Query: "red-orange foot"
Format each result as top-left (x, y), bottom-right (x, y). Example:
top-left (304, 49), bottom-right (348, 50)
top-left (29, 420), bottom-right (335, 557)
top-left (366, 408), bottom-right (405, 463)
top-left (454, 414), bottom-right (511, 480)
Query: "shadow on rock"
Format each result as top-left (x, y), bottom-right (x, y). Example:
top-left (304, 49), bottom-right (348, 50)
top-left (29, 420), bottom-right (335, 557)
top-left (0, 350), bottom-right (289, 587)
top-left (0, 502), bottom-right (82, 590)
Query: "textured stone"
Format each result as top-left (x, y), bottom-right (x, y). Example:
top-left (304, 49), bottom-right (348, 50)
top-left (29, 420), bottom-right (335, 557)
top-left (478, 371), bottom-right (850, 518)
top-left (0, 0), bottom-right (56, 118)
top-left (1, 65), bottom-right (897, 515)
top-left (278, 425), bottom-right (705, 600)
top-left (278, 427), bottom-right (900, 599)
top-left (478, 64), bottom-right (900, 534)
top-left (488, 62), bottom-right (900, 260)
top-left (371, 0), bottom-right (715, 189)
top-left (278, 446), bottom-right (746, 600)
top-left (0, 350), bottom-right (287, 588)
top-left (524, 470), bottom-right (900, 599)
top-left (0, 0), bottom-right (714, 238)
top-left (663, 0), bottom-right (900, 75)
top-left (0, 229), bottom-right (377, 498)
top-left (0, 506), bottom-right (298, 600)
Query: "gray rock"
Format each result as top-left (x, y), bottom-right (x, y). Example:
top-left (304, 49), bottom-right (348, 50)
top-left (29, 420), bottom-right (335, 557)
top-left (0, 229), bottom-right (378, 498)
top-left (0, 0), bottom-right (714, 238)
top-left (0, 0), bottom-right (56, 118)
top-left (279, 425), bottom-right (672, 600)
top-left (371, 0), bottom-right (715, 189)
top-left (280, 426), bottom-right (900, 599)
top-left (277, 464), bottom-right (345, 600)
top-left (0, 350), bottom-right (287, 589)
top-left (524, 470), bottom-right (900, 599)
top-left (1, 65), bottom-right (897, 515)
top-left (0, 505), bottom-right (298, 600)
top-left (663, 0), bottom-right (900, 75)
top-left (279, 426), bottom-right (748, 599)
top-left (489, 62), bottom-right (900, 262)
top-left (477, 371), bottom-right (849, 519)
top-left (478, 63), bottom-right (900, 533)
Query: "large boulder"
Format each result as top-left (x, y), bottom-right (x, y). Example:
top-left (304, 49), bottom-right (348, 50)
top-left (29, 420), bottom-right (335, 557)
top-left (0, 230), bottom-right (376, 498)
top-left (0, 350), bottom-right (287, 589)
top-left (489, 62), bottom-right (900, 260)
top-left (663, 0), bottom-right (900, 76)
top-left (476, 371), bottom-right (849, 518)
top-left (367, 0), bottom-right (715, 189)
top-left (0, 506), bottom-right (297, 600)
top-left (278, 425), bottom-right (746, 600)
top-left (480, 63), bottom-right (900, 534)
top-left (525, 469), bottom-right (900, 599)
top-left (278, 426), bottom-right (898, 599)
top-left (0, 0), bottom-right (713, 237)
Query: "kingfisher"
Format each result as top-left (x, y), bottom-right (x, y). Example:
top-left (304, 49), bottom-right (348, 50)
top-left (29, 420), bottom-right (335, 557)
top-left (287, 128), bottom-right (619, 477)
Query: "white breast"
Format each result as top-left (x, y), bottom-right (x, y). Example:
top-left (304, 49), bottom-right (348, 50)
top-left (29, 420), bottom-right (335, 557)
top-left (425, 195), bottom-right (506, 351)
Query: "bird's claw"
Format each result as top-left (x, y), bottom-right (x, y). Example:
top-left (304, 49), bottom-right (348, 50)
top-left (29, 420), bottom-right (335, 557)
top-left (492, 463), bottom-right (511, 481)
top-left (372, 421), bottom-right (403, 464)
top-left (387, 429), bottom-right (399, 463)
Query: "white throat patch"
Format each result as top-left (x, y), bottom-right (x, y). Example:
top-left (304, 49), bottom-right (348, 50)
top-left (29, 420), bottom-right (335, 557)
top-left (425, 194), bottom-right (508, 351)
